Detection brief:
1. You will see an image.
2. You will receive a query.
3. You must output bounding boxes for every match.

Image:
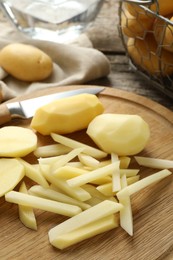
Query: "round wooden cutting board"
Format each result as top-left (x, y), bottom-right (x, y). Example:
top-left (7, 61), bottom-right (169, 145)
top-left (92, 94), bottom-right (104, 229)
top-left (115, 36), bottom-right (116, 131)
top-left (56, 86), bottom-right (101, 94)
top-left (0, 85), bottom-right (173, 260)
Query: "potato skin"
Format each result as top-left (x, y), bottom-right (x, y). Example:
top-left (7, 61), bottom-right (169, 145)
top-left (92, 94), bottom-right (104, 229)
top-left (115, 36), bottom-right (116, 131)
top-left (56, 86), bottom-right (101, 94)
top-left (0, 43), bottom-right (53, 81)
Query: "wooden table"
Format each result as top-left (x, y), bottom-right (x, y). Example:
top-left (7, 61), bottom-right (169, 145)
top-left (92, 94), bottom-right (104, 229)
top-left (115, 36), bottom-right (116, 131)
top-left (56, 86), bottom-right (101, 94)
top-left (87, 0), bottom-right (173, 111)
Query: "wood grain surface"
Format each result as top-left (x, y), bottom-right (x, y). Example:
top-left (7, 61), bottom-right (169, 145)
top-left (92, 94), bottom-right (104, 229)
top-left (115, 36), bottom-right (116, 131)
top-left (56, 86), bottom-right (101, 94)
top-left (0, 85), bottom-right (173, 260)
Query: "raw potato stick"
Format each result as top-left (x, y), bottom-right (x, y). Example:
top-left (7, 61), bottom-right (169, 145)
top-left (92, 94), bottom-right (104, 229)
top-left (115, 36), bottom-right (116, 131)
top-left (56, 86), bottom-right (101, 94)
top-left (118, 174), bottom-right (133, 236)
top-left (51, 148), bottom-right (84, 174)
top-left (53, 215), bottom-right (119, 249)
top-left (117, 169), bottom-right (172, 199)
top-left (34, 144), bottom-right (71, 157)
top-left (40, 164), bottom-right (91, 201)
top-left (18, 182), bottom-right (37, 231)
top-left (119, 194), bottom-right (133, 236)
top-left (111, 153), bottom-right (121, 192)
top-left (17, 158), bottom-right (49, 188)
top-left (135, 156), bottom-right (173, 169)
top-left (29, 185), bottom-right (91, 210)
top-left (67, 162), bottom-right (119, 187)
top-left (48, 200), bottom-right (123, 243)
top-left (5, 191), bottom-right (82, 217)
top-left (51, 133), bottom-right (107, 159)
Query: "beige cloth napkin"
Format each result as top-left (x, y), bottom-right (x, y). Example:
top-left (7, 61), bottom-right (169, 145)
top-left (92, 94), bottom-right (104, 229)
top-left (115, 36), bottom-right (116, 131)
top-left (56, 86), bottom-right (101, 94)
top-left (0, 25), bottom-right (110, 103)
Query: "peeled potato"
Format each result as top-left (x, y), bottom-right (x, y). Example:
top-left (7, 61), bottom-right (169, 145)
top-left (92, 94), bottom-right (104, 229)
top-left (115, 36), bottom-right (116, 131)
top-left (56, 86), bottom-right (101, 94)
top-left (86, 114), bottom-right (150, 156)
top-left (127, 33), bottom-right (173, 76)
top-left (0, 158), bottom-right (25, 197)
top-left (31, 93), bottom-right (104, 135)
top-left (0, 126), bottom-right (37, 157)
top-left (0, 43), bottom-right (53, 81)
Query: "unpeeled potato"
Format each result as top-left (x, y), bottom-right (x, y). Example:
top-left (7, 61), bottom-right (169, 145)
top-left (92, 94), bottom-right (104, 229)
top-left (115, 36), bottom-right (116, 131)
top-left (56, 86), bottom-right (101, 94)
top-left (0, 43), bottom-right (53, 81)
top-left (126, 0), bottom-right (173, 17)
top-left (154, 16), bottom-right (173, 53)
top-left (121, 7), bottom-right (154, 38)
top-left (87, 113), bottom-right (150, 156)
top-left (127, 33), bottom-right (173, 76)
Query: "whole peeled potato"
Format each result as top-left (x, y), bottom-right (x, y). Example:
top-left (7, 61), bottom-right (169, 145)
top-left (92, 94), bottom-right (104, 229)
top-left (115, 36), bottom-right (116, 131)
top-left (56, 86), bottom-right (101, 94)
top-left (0, 43), bottom-right (53, 81)
top-left (87, 113), bottom-right (150, 156)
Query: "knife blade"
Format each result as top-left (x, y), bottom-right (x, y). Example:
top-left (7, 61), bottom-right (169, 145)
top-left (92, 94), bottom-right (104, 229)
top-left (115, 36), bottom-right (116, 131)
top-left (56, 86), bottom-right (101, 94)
top-left (0, 87), bottom-right (104, 125)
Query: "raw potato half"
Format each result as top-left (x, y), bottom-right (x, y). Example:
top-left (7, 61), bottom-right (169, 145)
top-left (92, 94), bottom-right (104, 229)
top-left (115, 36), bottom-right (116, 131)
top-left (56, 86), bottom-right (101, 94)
top-left (87, 113), bottom-right (150, 156)
top-left (0, 43), bottom-right (53, 81)
top-left (0, 126), bottom-right (37, 157)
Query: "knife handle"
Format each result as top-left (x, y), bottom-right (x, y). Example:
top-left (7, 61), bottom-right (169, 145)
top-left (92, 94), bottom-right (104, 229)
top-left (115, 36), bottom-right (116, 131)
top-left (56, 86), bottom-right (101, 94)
top-left (0, 104), bottom-right (12, 125)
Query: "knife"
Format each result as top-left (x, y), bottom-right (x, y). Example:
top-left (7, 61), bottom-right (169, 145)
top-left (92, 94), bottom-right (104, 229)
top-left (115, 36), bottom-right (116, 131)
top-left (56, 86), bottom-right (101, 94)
top-left (0, 87), bottom-right (104, 125)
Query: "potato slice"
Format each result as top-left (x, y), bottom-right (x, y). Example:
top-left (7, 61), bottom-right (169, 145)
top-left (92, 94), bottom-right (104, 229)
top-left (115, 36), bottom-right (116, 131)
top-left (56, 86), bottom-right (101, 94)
top-left (0, 126), bottom-right (37, 157)
top-left (0, 158), bottom-right (25, 197)
top-left (18, 182), bottom-right (37, 230)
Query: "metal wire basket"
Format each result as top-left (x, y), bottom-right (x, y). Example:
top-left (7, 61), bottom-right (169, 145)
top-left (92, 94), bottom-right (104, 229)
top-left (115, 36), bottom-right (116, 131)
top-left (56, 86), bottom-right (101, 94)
top-left (118, 0), bottom-right (173, 99)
